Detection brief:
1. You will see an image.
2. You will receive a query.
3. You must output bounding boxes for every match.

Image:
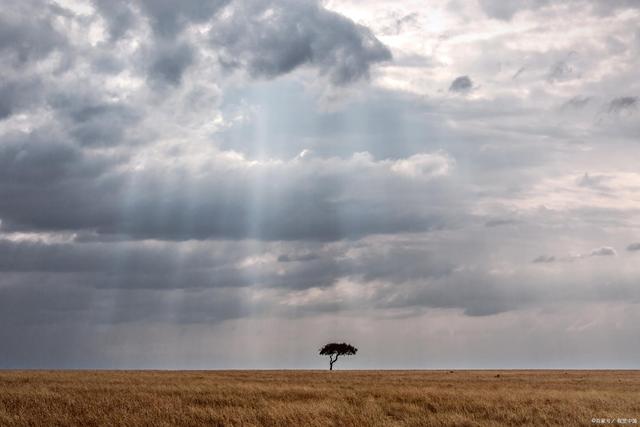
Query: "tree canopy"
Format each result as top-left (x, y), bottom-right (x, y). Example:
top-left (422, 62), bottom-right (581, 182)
top-left (319, 342), bottom-right (357, 370)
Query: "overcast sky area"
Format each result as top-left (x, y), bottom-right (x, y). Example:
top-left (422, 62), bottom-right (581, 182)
top-left (0, 0), bottom-right (639, 369)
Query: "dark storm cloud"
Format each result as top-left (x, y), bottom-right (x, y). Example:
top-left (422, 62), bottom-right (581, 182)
top-left (0, 277), bottom-right (252, 330)
top-left (0, 131), bottom-right (456, 240)
top-left (0, 130), bottom-right (113, 183)
top-left (449, 75), bottom-right (473, 93)
top-left (90, 51), bottom-right (127, 74)
top-left (0, 272), bottom-right (265, 368)
top-left (0, 129), bottom-right (121, 232)
top-left (607, 96), bottom-right (638, 114)
top-left (0, 5), bottom-right (435, 242)
top-left (138, 0), bottom-right (231, 38)
top-left (590, 246), bottom-right (616, 256)
top-left (0, 76), bottom-right (42, 119)
top-left (209, 0), bottom-right (391, 84)
top-left (0, 234), bottom-right (636, 335)
top-left (377, 265), bottom-right (640, 316)
top-left (0, 237), bottom-right (453, 293)
top-left (0, 238), bottom-right (343, 291)
top-left (47, 91), bottom-right (142, 148)
top-left (379, 273), bottom-right (537, 316)
top-left (92, 0), bottom-right (137, 41)
top-left (0, 239), bottom-right (228, 275)
top-left (0, 237), bottom-right (482, 323)
top-left (88, 0), bottom-right (390, 85)
top-left (94, 0), bottom-right (231, 40)
top-left (115, 170), bottom-right (450, 241)
top-left (2, 0), bottom-right (639, 370)
top-left (146, 39), bottom-right (195, 85)
top-left (0, 1), bottom-right (68, 66)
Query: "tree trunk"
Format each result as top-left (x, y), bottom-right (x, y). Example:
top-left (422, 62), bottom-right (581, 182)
top-left (329, 354), bottom-right (339, 371)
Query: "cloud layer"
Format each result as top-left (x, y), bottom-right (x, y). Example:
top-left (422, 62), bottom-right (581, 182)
top-left (0, 0), bottom-right (639, 368)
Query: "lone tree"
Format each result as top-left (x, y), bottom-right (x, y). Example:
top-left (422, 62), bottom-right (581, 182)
top-left (319, 342), bottom-right (357, 371)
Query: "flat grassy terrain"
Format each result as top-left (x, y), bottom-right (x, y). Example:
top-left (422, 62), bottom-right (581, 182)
top-left (0, 370), bottom-right (638, 426)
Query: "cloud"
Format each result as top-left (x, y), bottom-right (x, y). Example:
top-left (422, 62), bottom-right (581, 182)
top-left (477, 0), bottom-right (549, 21)
top-left (138, 0), bottom-right (230, 38)
top-left (607, 96), bottom-right (638, 114)
top-left (209, 0), bottom-right (391, 84)
top-left (589, 0), bottom-right (640, 16)
top-left (0, 76), bottom-right (42, 119)
top-left (389, 152), bottom-right (452, 178)
top-left (449, 75), bottom-right (473, 93)
top-left (145, 39), bottom-right (195, 85)
top-left (0, 129), bottom-right (114, 184)
top-left (0, 143), bottom-right (457, 241)
top-left (47, 91), bottom-right (142, 148)
top-left (478, 0), bottom-right (640, 21)
top-left (277, 253), bottom-right (319, 263)
top-left (485, 219), bottom-right (518, 228)
top-left (532, 255), bottom-right (556, 263)
top-left (1, 0), bottom-right (640, 369)
top-left (379, 12), bottom-right (420, 36)
top-left (0, 233), bottom-right (635, 336)
top-left (562, 95), bottom-right (592, 110)
top-left (532, 246), bottom-right (618, 263)
top-left (626, 243), bottom-right (640, 252)
top-left (87, 0), bottom-right (391, 88)
top-left (590, 246), bottom-right (617, 256)
top-left (512, 66), bottom-right (526, 80)
top-left (0, 1), bottom-right (68, 66)
top-left (577, 172), bottom-right (610, 190)
top-left (92, 0), bottom-right (137, 41)
top-left (547, 54), bottom-right (577, 83)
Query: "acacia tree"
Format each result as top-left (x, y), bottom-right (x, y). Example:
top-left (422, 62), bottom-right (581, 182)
top-left (319, 342), bottom-right (357, 371)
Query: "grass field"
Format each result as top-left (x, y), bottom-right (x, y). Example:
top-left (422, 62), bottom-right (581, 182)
top-left (0, 370), bottom-right (638, 426)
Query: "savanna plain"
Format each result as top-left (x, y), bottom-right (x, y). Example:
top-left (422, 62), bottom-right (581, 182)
top-left (0, 370), bottom-right (638, 426)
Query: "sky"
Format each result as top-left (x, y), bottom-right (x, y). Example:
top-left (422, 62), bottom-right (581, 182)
top-left (0, 0), bottom-right (639, 369)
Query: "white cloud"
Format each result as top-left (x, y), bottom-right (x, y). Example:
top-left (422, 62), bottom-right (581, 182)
top-left (390, 152), bottom-right (453, 178)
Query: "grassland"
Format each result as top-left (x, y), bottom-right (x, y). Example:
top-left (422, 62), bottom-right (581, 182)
top-left (0, 370), bottom-right (638, 426)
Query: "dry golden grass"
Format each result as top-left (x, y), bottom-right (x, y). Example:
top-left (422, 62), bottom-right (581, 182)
top-left (0, 370), bottom-right (638, 426)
